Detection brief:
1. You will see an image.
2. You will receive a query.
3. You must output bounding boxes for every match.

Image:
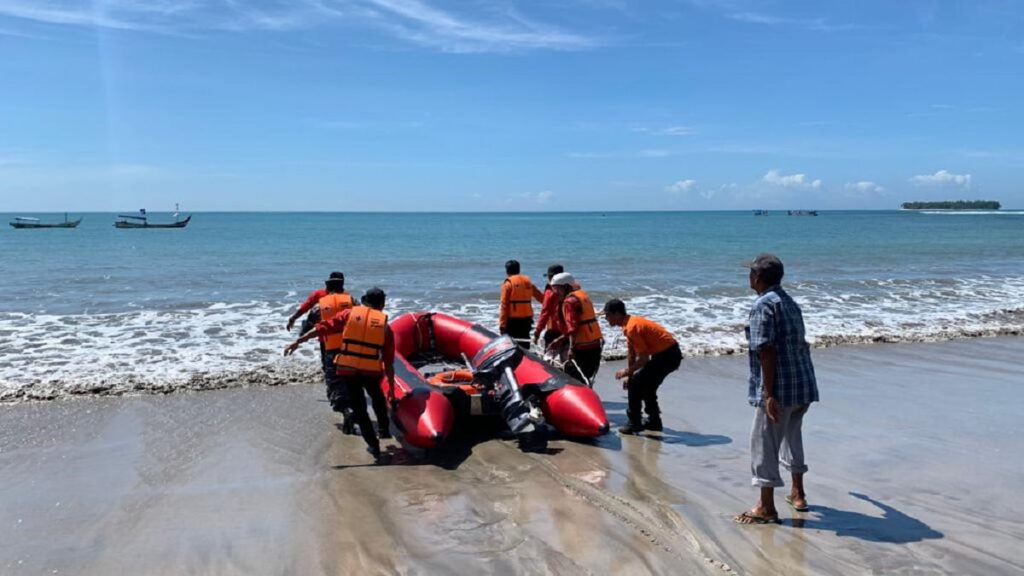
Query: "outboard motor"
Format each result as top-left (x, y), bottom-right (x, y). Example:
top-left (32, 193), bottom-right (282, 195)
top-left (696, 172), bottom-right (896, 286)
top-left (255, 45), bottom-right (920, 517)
top-left (472, 335), bottom-right (548, 452)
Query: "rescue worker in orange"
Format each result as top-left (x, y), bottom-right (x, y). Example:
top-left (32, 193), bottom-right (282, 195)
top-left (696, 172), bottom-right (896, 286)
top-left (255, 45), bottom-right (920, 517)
top-left (499, 260), bottom-right (544, 349)
top-left (285, 271), bottom-right (346, 332)
top-left (548, 272), bottom-right (603, 386)
top-left (285, 287), bottom-right (396, 463)
top-left (602, 298), bottom-right (683, 434)
top-left (294, 274), bottom-right (357, 434)
top-left (532, 264), bottom-right (565, 350)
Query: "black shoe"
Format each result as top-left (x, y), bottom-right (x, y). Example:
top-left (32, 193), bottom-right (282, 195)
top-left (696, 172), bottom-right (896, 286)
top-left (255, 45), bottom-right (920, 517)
top-left (341, 409), bottom-right (357, 435)
top-left (643, 417), bottom-right (663, 432)
top-left (618, 422), bottom-right (645, 435)
top-left (378, 426), bottom-right (393, 440)
top-left (366, 446), bottom-right (389, 465)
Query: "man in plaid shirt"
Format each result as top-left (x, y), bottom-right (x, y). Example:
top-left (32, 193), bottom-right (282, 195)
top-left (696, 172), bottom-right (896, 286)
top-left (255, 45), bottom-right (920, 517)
top-left (735, 253), bottom-right (819, 525)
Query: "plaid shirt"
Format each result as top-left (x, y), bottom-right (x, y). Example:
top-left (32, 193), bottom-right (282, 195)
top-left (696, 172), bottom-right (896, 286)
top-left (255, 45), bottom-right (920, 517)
top-left (746, 285), bottom-right (819, 407)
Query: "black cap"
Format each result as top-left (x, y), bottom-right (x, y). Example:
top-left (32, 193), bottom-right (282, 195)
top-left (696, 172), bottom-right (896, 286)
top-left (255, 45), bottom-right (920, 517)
top-left (602, 298), bottom-right (626, 316)
top-left (328, 271), bottom-right (345, 280)
top-left (744, 253), bottom-right (784, 282)
top-left (362, 287), bottom-right (386, 307)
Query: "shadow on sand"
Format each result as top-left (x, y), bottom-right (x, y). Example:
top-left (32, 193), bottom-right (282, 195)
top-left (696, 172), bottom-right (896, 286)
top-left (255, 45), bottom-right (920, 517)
top-left (332, 420), bottom-right (564, 471)
top-left (791, 492), bottom-right (944, 544)
top-left (604, 407), bottom-right (733, 448)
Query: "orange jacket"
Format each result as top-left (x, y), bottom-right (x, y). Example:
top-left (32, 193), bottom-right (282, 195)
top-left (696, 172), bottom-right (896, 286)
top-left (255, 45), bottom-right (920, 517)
top-left (337, 306), bottom-right (388, 374)
top-left (623, 315), bottom-right (676, 356)
top-left (563, 289), bottom-right (602, 349)
top-left (499, 274), bottom-right (544, 328)
top-left (318, 292), bottom-right (354, 350)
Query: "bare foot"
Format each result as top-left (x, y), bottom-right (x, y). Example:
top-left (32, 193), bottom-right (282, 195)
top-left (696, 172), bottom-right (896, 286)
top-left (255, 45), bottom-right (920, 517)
top-left (734, 507), bottom-right (780, 525)
top-left (785, 493), bottom-right (809, 512)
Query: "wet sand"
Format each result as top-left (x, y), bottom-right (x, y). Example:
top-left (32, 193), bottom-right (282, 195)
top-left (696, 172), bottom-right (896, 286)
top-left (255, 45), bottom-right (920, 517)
top-left (2, 337), bottom-right (1023, 575)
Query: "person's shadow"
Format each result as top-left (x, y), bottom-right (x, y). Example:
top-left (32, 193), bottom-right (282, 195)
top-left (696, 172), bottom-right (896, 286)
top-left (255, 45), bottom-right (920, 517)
top-left (603, 402), bottom-right (732, 447)
top-left (791, 492), bottom-right (944, 544)
top-left (332, 419), bottom-right (563, 470)
top-left (642, 427), bottom-right (732, 447)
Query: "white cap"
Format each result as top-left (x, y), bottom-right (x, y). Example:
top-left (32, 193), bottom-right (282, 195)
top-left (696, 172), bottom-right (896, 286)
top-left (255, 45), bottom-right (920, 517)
top-left (550, 272), bottom-right (576, 287)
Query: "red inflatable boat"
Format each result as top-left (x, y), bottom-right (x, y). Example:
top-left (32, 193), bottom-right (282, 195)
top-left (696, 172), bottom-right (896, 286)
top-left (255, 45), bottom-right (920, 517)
top-left (382, 312), bottom-right (610, 450)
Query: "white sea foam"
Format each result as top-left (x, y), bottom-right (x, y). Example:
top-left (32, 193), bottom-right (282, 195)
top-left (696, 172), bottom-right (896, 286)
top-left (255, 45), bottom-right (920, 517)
top-left (2, 277), bottom-right (1023, 402)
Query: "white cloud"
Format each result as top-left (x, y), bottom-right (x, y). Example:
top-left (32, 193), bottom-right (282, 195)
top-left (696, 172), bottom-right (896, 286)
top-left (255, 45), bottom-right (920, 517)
top-left (844, 181), bottom-right (885, 196)
top-left (0, 0), bottom-right (597, 52)
top-left (910, 170), bottom-right (972, 188)
top-left (637, 149), bottom-right (671, 158)
top-left (519, 190), bottom-right (553, 205)
top-left (761, 169), bottom-right (823, 190)
top-left (666, 179), bottom-right (697, 193)
top-left (633, 125), bottom-right (696, 136)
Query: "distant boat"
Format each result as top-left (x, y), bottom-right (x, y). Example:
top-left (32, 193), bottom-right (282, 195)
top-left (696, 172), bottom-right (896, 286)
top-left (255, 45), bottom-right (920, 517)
top-left (787, 210), bottom-right (818, 216)
top-left (753, 209), bottom-right (769, 216)
top-left (9, 214), bottom-right (82, 229)
top-left (114, 206), bottom-right (191, 229)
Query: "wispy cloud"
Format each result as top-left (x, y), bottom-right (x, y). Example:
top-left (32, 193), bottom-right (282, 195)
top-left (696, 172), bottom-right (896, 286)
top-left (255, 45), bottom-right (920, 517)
top-left (633, 125), bottom-right (696, 136)
top-left (356, 0), bottom-right (596, 52)
top-left (844, 181), bottom-right (885, 196)
top-left (0, 0), bottom-right (598, 52)
top-left (518, 190), bottom-right (554, 205)
top-left (762, 169), bottom-right (822, 190)
top-left (910, 169), bottom-right (972, 188)
top-left (727, 11), bottom-right (856, 32)
top-left (683, 1), bottom-right (857, 32)
top-left (666, 179), bottom-right (696, 193)
top-left (566, 149), bottom-right (677, 159)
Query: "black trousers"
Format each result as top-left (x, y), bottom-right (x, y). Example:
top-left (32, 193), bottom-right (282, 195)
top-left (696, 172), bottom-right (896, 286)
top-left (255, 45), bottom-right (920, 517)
top-left (322, 349), bottom-right (349, 411)
top-left (502, 317), bottom-right (533, 349)
top-left (627, 343), bottom-right (682, 423)
top-left (566, 346), bottom-right (602, 386)
top-left (343, 373), bottom-right (389, 452)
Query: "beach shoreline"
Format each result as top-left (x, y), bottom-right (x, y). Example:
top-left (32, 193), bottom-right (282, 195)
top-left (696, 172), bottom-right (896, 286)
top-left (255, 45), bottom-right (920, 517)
top-left (5, 328), bottom-right (1024, 404)
top-left (2, 337), bottom-right (1023, 575)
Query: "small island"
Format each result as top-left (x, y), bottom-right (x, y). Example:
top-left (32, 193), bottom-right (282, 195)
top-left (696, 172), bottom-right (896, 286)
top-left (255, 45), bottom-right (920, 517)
top-left (901, 200), bottom-right (1001, 210)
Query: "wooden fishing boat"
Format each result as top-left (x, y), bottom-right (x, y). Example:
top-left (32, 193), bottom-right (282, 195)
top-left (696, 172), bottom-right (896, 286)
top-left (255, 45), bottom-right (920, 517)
top-left (114, 214), bottom-right (191, 229)
top-left (9, 214), bottom-right (82, 229)
top-left (114, 206), bottom-right (191, 229)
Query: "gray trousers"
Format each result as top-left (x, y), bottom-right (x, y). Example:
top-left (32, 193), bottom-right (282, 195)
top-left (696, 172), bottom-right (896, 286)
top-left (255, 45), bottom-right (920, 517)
top-left (750, 403), bottom-right (810, 488)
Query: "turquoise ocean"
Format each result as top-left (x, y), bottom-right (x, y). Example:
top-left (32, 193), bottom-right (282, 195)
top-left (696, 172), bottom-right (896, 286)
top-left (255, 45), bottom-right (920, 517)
top-left (2, 210), bottom-right (1022, 399)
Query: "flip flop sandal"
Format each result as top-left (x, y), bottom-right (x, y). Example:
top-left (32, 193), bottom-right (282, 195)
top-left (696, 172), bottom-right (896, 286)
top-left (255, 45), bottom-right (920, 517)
top-left (785, 495), bottom-right (810, 512)
top-left (734, 511), bottom-right (781, 525)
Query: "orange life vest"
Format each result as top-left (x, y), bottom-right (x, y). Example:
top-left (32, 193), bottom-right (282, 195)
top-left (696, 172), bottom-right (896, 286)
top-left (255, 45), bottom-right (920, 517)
top-left (504, 274), bottom-right (535, 319)
top-left (624, 315), bottom-right (676, 356)
top-left (569, 289), bottom-right (602, 347)
top-left (336, 306), bottom-right (388, 374)
top-left (318, 292), bottom-right (354, 351)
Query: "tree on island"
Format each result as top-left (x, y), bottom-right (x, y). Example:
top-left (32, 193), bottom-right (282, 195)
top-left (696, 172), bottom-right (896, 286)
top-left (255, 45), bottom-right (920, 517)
top-left (901, 200), bottom-right (1001, 210)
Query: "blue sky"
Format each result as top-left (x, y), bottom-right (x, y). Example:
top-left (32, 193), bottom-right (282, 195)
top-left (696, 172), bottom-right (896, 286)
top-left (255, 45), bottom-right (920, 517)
top-left (1, 0), bottom-right (1022, 211)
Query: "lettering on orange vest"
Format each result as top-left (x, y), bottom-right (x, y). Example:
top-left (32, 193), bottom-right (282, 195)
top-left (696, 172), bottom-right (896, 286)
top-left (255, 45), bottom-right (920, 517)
top-left (569, 289), bottom-right (602, 347)
top-left (336, 306), bottom-right (388, 374)
top-left (624, 315), bottom-right (676, 356)
top-left (504, 274), bottom-right (535, 319)
top-left (318, 293), bottom-right (354, 350)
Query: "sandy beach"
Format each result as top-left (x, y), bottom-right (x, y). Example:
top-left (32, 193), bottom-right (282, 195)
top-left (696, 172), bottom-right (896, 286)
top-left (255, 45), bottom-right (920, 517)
top-left (2, 337), bottom-right (1023, 575)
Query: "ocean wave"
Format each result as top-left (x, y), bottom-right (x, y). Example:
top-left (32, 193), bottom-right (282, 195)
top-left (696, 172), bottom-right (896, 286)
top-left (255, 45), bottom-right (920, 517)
top-left (2, 277), bottom-right (1024, 402)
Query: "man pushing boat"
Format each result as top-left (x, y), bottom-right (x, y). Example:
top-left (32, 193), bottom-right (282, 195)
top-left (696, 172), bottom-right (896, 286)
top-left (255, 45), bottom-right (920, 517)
top-left (285, 287), bottom-right (396, 464)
